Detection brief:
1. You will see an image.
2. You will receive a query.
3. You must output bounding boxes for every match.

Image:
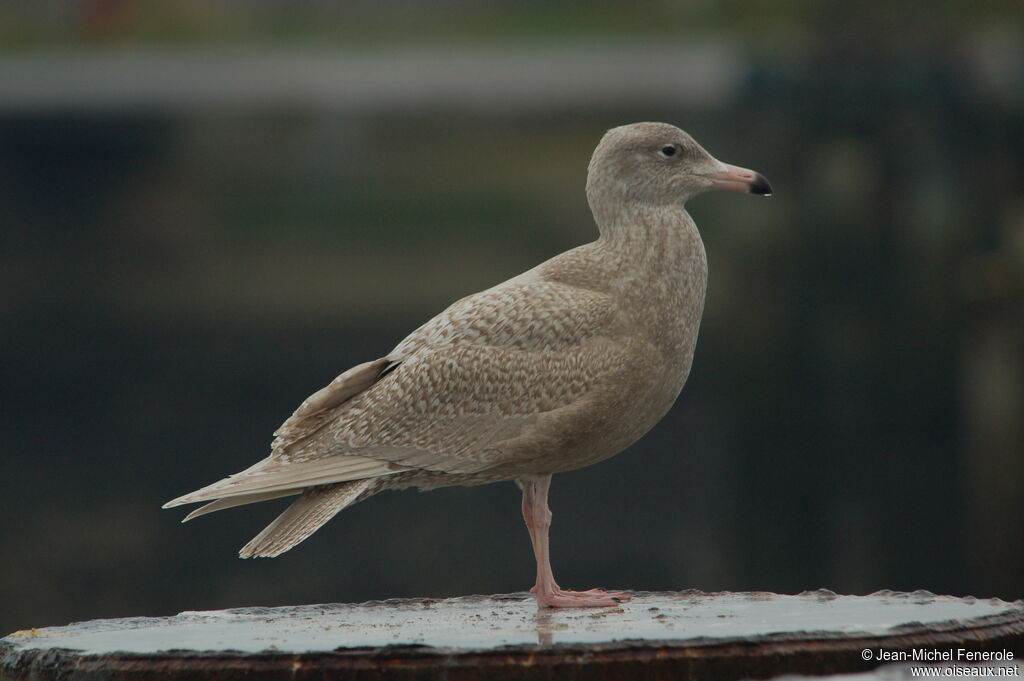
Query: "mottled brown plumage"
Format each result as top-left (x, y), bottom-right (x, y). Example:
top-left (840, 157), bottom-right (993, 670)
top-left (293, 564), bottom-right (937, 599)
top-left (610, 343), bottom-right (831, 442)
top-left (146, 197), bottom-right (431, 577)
top-left (164, 122), bottom-right (771, 607)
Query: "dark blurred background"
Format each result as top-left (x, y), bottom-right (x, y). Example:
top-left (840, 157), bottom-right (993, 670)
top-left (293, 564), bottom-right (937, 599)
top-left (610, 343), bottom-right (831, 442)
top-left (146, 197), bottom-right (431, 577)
top-left (2, 1), bottom-right (1022, 635)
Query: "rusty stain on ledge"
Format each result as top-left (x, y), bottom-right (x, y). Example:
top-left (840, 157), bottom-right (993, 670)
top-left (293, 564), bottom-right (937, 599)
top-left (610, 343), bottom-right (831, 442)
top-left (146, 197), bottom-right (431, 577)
top-left (3, 590), bottom-right (1023, 681)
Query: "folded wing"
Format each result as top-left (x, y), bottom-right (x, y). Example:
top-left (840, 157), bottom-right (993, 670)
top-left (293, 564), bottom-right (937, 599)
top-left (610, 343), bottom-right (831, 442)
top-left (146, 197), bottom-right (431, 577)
top-left (165, 278), bottom-right (626, 513)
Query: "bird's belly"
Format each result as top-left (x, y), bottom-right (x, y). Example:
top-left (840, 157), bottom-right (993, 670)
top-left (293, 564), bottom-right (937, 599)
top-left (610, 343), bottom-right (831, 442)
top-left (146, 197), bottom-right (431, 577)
top-left (574, 301), bottom-right (704, 469)
top-left (571, 377), bottom-right (687, 470)
top-left (536, 343), bottom-right (696, 474)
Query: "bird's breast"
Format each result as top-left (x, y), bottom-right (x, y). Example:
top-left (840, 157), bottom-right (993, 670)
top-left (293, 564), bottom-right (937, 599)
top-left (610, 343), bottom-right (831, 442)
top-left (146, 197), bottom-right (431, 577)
top-left (623, 240), bottom-right (708, 383)
top-left (536, 254), bottom-right (708, 473)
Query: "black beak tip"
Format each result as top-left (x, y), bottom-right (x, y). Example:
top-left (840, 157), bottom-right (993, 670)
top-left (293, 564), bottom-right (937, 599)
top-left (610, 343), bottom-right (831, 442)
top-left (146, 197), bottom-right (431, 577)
top-left (750, 173), bottom-right (773, 196)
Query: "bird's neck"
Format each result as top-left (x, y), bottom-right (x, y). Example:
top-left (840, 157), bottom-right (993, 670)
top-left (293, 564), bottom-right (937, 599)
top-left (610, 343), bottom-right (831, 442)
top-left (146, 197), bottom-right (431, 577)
top-left (595, 202), bottom-right (708, 372)
top-left (596, 203), bottom-right (704, 269)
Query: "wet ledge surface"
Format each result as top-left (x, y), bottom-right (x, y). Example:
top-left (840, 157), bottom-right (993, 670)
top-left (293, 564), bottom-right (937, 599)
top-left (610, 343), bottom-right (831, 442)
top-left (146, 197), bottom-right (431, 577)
top-left (3, 590), bottom-right (1023, 680)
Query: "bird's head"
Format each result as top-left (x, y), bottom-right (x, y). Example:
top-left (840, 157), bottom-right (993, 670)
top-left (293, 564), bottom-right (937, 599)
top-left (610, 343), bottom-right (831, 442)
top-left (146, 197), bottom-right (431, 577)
top-left (586, 122), bottom-right (771, 223)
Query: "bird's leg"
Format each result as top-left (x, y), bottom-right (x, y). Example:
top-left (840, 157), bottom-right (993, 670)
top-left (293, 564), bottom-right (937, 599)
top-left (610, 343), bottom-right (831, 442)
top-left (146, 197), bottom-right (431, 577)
top-left (519, 475), bottom-right (629, 608)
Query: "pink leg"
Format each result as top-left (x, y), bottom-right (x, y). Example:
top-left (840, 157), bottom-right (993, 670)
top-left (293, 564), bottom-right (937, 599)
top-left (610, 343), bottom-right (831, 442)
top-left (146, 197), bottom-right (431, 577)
top-left (519, 475), bottom-right (629, 608)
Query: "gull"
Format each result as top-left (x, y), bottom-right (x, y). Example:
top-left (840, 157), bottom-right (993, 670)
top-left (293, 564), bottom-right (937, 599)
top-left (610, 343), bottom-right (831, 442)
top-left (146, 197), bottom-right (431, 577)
top-left (164, 122), bottom-right (772, 608)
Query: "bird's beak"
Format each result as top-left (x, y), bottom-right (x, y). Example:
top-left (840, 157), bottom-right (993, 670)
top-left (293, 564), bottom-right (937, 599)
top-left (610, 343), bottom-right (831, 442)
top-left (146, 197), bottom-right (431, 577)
top-left (708, 164), bottom-right (773, 196)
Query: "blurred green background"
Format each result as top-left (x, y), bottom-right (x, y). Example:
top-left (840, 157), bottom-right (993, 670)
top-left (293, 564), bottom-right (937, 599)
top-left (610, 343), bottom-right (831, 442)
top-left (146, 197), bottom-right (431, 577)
top-left (2, 1), bottom-right (1022, 635)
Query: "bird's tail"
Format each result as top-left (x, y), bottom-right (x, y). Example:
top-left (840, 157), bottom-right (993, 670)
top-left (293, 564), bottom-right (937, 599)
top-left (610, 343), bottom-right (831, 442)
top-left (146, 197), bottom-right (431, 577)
top-left (239, 479), bottom-right (379, 558)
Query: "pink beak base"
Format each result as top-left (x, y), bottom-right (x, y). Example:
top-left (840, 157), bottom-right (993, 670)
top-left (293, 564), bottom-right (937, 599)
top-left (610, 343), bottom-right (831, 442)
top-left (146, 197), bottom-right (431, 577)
top-left (709, 164), bottom-right (773, 196)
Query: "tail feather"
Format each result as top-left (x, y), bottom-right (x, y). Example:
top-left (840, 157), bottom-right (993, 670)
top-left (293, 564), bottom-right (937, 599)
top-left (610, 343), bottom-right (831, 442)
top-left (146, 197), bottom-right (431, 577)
top-left (239, 479), bottom-right (378, 558)
top-left (182, 489), bottom-right (301, 523)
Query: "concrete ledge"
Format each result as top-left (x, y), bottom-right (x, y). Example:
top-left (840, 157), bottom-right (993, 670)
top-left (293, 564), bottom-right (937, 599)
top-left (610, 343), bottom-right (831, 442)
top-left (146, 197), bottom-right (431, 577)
top-left (3, 590), bottom-right (1023, 680)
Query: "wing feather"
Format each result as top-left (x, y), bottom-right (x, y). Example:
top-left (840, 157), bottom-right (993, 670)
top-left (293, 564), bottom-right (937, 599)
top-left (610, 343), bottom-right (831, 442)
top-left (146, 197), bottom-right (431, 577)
top-left (166, 273), bottom-right (632, 514)
top-left (163, 454), bottom-right (402, 508)
top-left (272, 357), bottom-right (392, 457)
top-left (182, 489), bottom-right (302, 522)
top-left (259, 280), bottom-right (626, 476)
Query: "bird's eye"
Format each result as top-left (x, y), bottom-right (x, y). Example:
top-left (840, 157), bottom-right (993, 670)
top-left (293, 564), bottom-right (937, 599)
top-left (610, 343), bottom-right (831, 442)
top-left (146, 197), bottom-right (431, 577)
top-left (659, 144), bottom-right (678, 158)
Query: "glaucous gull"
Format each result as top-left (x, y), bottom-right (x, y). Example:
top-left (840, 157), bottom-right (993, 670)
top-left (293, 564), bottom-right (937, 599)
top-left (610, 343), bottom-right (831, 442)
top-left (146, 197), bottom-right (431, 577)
top-left (164, 122), bottom-right (772, 607)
